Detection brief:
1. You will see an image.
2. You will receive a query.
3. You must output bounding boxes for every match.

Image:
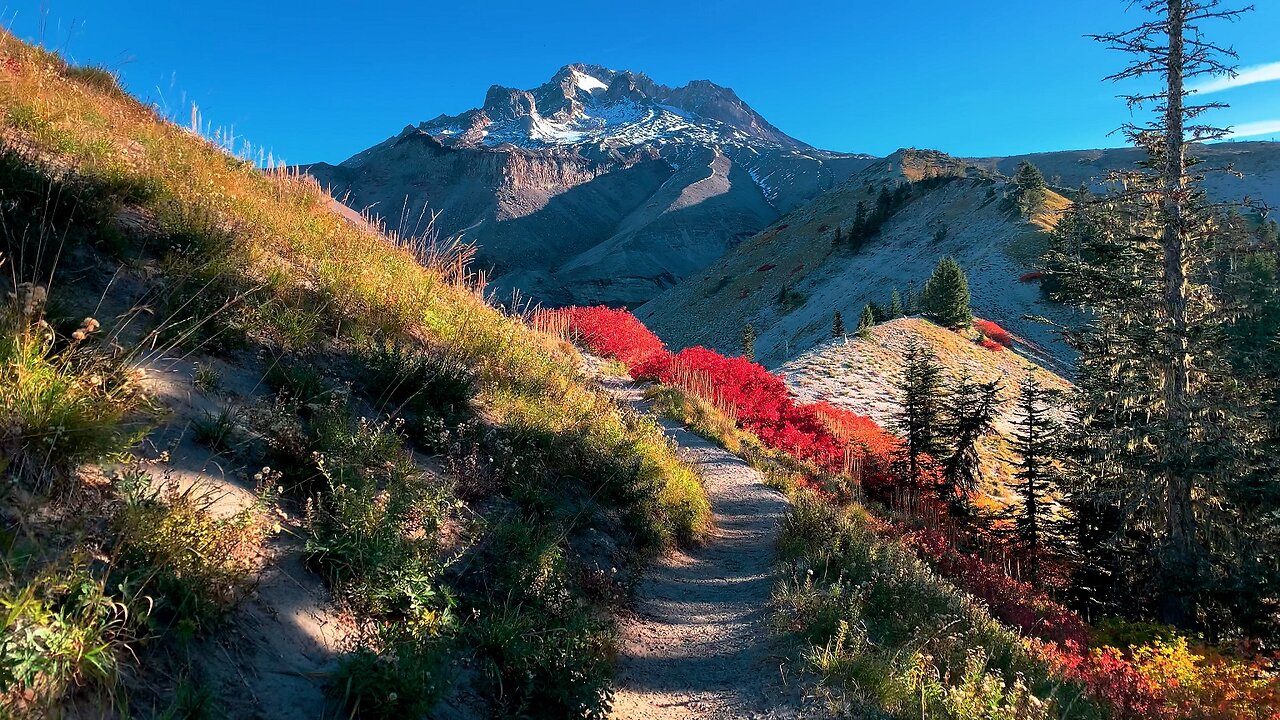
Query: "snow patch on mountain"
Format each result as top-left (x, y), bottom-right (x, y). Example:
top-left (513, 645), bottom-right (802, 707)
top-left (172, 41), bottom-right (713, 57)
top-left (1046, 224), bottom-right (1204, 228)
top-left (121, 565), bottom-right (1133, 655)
top-left (571, 69), bottom-right (608, 93)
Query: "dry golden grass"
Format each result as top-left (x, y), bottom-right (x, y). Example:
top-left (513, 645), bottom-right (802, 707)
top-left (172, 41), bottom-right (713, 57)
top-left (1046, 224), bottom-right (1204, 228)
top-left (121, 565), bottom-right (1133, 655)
top-left (0, 31), bottom-right (709, 545)
top-left (1029, 188), bottom-right (1072, 232)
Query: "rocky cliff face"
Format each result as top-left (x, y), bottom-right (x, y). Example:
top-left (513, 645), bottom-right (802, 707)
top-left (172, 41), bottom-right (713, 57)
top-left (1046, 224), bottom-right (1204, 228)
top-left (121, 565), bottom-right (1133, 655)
top-left (303, 64), bottom-right (874, 307)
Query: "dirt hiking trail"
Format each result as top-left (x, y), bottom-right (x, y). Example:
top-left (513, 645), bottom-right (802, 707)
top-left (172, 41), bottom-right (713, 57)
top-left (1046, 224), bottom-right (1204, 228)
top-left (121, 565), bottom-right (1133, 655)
top-left (599, 375), bottom-right (811, 719)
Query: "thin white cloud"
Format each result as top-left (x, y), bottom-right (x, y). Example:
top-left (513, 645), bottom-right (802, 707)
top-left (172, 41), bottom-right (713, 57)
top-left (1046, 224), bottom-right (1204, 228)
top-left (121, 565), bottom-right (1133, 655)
top-left (1191, 61), bottom-right (1280, 94)
top-left (1226, 120), bottom-right (1280, 139)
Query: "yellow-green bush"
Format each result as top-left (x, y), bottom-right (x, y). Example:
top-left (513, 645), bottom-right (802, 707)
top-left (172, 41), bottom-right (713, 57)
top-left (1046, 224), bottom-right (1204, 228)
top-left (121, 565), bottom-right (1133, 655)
top-left (0, 560), bottom-right (133, 716)
top-left (112, 472), bottom-right (271, 634)
top-left (0, 284), bottom-right (145, 488)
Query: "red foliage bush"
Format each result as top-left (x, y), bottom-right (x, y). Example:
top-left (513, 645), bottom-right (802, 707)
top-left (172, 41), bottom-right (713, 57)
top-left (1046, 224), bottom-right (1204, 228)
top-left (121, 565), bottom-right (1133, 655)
top-left (554, 308), bottom-right (897, 484)
top-left (979, 337), bottom-right (1004, 352)
top-left (550, 306), bottom-right (671, 373)
top-left (810, 401), bottom-right (898, 487)
top-left (1029, 640), bottom-right (1166, 719)
top-left (974, 318), bottom-right (1013, 347)
top-left (756, 263), bottom-right (777, 272)
top-left (654, 347), bottom-right (845, 471)
top-left (1019, 270), bottom-right (1044, 283)
top-left (902, 528), bottom-right (1089, 647)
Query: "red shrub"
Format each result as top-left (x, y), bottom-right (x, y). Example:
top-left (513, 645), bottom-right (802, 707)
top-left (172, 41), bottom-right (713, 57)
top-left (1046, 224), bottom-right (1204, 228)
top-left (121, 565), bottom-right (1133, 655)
top-left (974, 318), bottom-right (1013, 347)
top-left (901, 527), bottom-right (1089, 647)
top-left (979, 337), bottom-right (1004, 352)
top-left (550, 306), bottom-right (902, 484)
top-left (1029, 640), bottom-right (1166, 719)
top-left (548, 306), bottom-right (671, 374)
top-left (756, 263), bottom-right (777, 272)
top-left (656, 348), bottom-right (829, 465)
top-left (1019, 270), bottom-right (1044, 283)
top-left (810, 401), bottom-right (898, 486)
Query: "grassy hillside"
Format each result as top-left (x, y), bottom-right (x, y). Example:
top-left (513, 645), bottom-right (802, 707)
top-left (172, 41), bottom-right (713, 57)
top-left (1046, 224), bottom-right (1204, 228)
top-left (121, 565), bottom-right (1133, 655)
top-left (779, 317), bottom-right (1072, 507)
top-left (0, 33), bottom-right (709, 718)
top-left (638, 149), bottom-right (1078, 370)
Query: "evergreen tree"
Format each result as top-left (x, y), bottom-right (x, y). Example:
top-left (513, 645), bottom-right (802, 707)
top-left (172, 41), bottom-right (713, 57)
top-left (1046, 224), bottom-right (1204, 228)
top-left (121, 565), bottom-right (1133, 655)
top-left (850, 201), bottom-right (868, 245)
top-left (1214, 226), bottom-right (1280, 638)
top-left (832, 225), bottom-right (843, 246)
top-left (1015, 160), bottom-right (1046, 190)
top-left (1014, 160), bottom-right (1049, 217)
top-left (1058, 0), bottom-right (1259, 630)
top-left (831, 310), bottom-right (845, 338)
top-left (1052, 195), bottom-right (1164, 619)
top-left (893, 182), bottom-right (911, 205)
top-left (856, 304), bottom-right (875, 338)
top-left (893, 338), bottom-right (948, 494)
top-left (904, 281), bottom-right (918, 314)
top-left (742, 323), bottom-right (756, 361)
top-left (1010, 372), bottom-right (1064, 582)
top-left (938, 374), bottom-right (1002, 520)
top-left (875, 186), bottom-right (893, 223)
top-left (920, 257), bottom-right (973, 328)
top-left (888, 289), bottom-right (904, 318)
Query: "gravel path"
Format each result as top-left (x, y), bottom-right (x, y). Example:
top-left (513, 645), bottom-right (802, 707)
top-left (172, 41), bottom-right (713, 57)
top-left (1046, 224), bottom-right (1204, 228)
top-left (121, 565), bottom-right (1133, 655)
top-left (600, 376), bottom-right (804, 719)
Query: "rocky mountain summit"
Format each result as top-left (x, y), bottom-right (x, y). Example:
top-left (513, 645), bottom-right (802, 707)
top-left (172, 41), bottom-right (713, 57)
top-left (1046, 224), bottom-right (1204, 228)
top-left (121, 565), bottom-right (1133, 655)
top-left (304, 64), bottom-right (874, 306)
top-left (417, 63), bottom-right (806, 152)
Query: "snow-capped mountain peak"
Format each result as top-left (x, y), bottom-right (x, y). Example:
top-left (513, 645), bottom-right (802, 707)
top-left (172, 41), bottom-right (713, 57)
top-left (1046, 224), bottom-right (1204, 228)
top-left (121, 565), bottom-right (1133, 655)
top-left (417, 63), bottom-right (811, 153)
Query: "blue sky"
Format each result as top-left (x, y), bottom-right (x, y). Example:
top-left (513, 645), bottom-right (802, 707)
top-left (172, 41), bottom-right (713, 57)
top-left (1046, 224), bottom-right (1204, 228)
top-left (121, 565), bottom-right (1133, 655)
top-left (8, 1), bottom-right (1279, 163)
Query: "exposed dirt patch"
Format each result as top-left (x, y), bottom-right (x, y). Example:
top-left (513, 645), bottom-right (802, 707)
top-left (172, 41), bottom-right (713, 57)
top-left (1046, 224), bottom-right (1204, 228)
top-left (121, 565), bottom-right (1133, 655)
top-left (127, 352), bottom-right (350, 719)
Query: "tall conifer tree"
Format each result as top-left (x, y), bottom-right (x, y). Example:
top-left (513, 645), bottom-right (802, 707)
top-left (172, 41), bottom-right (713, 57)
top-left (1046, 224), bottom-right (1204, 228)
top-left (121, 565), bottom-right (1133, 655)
top-left (893, 338), bottom-right (948, 495)
top-left (1058, 0), bottom-right (1255, 629)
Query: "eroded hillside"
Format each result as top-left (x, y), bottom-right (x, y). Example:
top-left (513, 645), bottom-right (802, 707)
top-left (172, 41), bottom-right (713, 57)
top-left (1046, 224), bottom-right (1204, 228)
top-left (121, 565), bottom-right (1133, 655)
top-left (639, 149), bottom-right (1078, 370)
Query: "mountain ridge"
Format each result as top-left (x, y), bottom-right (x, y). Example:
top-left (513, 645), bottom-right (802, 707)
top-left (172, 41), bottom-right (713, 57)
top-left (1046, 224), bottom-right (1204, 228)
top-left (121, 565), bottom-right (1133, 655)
top-left (304, 64), bottom-right (1280, 312)
top-left (417, 62), bottom-right (819, 152)
top-left (303, 64), bottom-right (875, 307)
